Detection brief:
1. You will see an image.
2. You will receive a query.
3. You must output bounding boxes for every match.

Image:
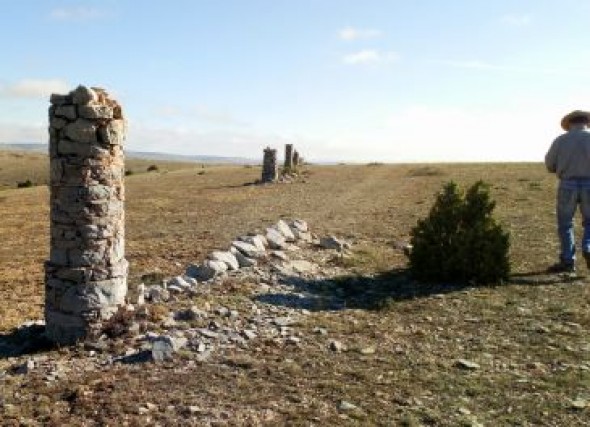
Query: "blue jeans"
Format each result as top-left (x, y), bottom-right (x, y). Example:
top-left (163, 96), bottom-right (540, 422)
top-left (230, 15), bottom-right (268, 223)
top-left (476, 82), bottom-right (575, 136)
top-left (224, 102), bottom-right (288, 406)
top-left (557, 179), bottom-right (590, 264)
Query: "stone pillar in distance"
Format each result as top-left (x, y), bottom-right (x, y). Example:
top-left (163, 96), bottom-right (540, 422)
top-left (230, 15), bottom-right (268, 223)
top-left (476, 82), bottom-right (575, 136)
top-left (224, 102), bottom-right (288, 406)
top-left (284, 144), bottom-right (294, 170)
top-left (261, 147), bottom-right (278, 183)
top-left (45, 85), bottom-right (128, 345)
top-left (292, 150), bottom-right (300, 169)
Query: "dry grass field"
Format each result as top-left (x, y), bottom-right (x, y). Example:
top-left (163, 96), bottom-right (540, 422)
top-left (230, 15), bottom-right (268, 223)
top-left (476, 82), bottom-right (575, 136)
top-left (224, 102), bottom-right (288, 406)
top-left (0, 153), bottom-right (589, 425)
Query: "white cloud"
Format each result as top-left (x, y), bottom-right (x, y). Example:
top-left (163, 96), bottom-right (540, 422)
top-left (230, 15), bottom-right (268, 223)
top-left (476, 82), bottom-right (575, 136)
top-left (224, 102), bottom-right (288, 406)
top-left (501, 14), bottom-right (532, 27)
top-left (343, 49), bottom-right (398, 65)
top-left (0, 79), bottom-right (70, 99)
top-left (49, 6), bottom-right (105, 21)
top-left (338, 27), bottom-right (383, 41)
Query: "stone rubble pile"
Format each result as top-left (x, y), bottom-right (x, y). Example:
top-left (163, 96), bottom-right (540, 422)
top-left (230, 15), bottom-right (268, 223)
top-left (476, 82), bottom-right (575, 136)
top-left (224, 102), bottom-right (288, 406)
top-left (3, 219), bottom-right (353, 377)
top-left (45, 85), bottom-right (128, 345)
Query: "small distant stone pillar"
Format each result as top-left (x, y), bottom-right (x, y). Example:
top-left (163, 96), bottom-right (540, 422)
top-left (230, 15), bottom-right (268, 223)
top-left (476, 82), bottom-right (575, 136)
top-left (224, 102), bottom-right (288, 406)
top-left (261, 147), bottom-right (278, 183)
top-left (45, 85), bottom-right (128, 345)
top-left (284, 144), bottom-right (294, 170)
top-left (292, 151), bottom-right (300, 169)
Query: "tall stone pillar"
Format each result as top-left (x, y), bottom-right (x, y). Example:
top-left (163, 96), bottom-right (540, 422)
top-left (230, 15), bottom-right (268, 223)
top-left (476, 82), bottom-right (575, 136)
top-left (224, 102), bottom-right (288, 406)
top-left (284, 144), bottom-right (294, 170)
top-left (261, 147), bottom-right (278, 183)
top-left (45, 85), bottom-right (128, 345)
top-left (292, 151), bottom-right (300, 169)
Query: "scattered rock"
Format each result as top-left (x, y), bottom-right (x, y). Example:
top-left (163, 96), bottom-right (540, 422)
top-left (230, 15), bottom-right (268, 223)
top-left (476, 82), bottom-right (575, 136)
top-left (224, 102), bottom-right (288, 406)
top-left (266, 228), bottom-right (288, 249)
top-left (320, 236), bottom-right (345, 250)
top-left (231, 249), bottom-right (258, 267)
top-left (231, 241), bottom-right (266, 259)
top-left (146, 285), bottom-right (170, 303)
top-left (270, 250), bottom-right (289, 261)
top-left (272, 316), bottom-right (297, 327)
top-left (208, 251), bottom-right (240, 271)
top-left (175, 306), bottom-right (207, 321)
top-left (151, 335), bottom-right (187, 362)
top-left (338, 400), bottom-right (359, 412)
top-left (238, 235), bottom-right (267, 251)
top-left (570, 398), bottom-right (589, 410)
top-left (290, 219), bottom-right (308, 233)
top-left (329, 340), bottom-right (346, 352)
top-left (455, 359), bottom-right (480, 370)
top-left (136, 283), bottom-right (145, 305)
top-left (359, 346), bottom-right (376, 355)
top-left (186, 260), bottom-right (228, 281)
top-left (167, 276), bottom-right (193, 290)
top-left (275, 220), bottom-right (296, 242)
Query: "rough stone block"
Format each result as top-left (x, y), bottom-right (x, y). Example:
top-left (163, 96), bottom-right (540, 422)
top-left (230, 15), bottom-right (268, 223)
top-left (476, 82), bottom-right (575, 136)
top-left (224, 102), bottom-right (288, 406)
top-left (71, 85), bottom-right (98, 105)
top-left (63, 119), bottom-right (98, 144)
top-left (78, 104), bottom-right (114, 120)
top-left (55, 105), bottom-right (77, 120)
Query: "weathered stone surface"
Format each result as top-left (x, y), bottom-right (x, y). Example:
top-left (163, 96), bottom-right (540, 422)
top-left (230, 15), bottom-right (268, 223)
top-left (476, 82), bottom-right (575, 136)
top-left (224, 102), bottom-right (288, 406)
top-left (261, 147), bottom-right (278, 183)
top-left (55, 105), bottom-right (77, 120)
top-left (185, 260), bottom-right (228, 281)
top-left (320, 235), bottom-right (345, 250)
top-left (231, 248), bottom-right (258, 267)
top-left (152, 335), bottom-right (187, 362)
top-left (50, 117), bottom-right (69, 131)
top-left (238, 235), bottom-right (267, 251)
top-left (71, 85), bottom-right (97, 105)
top-left (167, 275), bottom-right (192, 290)
top-left (98, 120), bottom-right (125, 145)
top-left (231, 241), bottom-right (266, 258)
top-left (45, 85), bottom-right (127, 346)
top-left (63, 119), bottom-right (98, 144)
top-left (266, 228), bottom-right (287, 249)
top-left (275, 220), bottom-right (296, 242)
top-left (50, 93), bottom-right (72, 106)
top-left (284, 144), bottom-right (294, 169)
top-left (290, 219), bottom-right (308, 233)
top-left (208, 250), bottom-right (239, 270)
top-left (78, 104), bottom-right (114, 120)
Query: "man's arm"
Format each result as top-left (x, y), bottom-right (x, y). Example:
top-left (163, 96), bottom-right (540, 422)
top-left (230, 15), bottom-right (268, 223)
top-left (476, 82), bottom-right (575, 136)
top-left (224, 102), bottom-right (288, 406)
top-left (545, 138), bottom-right (559, 173)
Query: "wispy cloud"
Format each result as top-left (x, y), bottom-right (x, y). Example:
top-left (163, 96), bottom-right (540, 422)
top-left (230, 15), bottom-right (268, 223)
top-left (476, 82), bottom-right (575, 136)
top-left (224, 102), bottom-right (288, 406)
top-left (0, 79), bottom-right (70, 99)
top-left (338, 27), bottom-right (383, 41)
top-left (49, 6), bottom-right (106, 21)
top-left (343, 49), bottom-right (398, 66)
top-left (501, 14), bottom-right (532, 27)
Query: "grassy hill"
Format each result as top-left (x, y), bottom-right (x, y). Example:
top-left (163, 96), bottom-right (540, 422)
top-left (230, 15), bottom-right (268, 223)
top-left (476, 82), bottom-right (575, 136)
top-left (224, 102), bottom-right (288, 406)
top-left (0, 157), bottom-right (588, 425)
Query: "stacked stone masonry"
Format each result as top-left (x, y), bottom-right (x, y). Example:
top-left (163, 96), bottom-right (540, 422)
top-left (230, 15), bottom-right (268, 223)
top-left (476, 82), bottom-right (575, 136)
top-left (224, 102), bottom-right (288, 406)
top-left (261, 147), bottom-right (278, 183)
top-left (45, 85), bottom-right (128, 345)
top-left (292, 150), bottom-right (300, 168)
top-left (284, 143), bottom-right (294, 170)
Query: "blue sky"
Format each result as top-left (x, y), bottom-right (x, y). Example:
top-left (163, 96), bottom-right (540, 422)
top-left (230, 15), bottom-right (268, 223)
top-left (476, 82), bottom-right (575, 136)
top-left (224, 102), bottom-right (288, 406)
top-left (1, 0), bottom-right (589, 162)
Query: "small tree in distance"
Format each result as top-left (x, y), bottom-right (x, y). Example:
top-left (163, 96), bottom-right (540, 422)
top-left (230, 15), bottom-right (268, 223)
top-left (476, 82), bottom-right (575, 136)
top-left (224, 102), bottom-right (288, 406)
top-left (409, 180), bottom-right (510, 285)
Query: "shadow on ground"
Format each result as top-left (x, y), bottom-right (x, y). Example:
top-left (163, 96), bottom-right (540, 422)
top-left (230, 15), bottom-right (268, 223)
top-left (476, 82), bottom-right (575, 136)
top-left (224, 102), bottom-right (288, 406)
top-left (255, 268), bottom-right (477, 312)
top-left (254, 268), bottom-right (581, 312)
top-left (0, 324), bottom-right (54, 359)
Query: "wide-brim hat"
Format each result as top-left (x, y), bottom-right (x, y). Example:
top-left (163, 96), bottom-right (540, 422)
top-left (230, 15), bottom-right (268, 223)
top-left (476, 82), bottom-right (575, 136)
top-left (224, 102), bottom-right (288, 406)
top-left (561, 110), bottom-right (590, 130)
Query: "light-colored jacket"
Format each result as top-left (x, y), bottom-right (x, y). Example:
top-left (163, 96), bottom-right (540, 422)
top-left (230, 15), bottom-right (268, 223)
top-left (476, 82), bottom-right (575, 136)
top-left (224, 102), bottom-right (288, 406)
top-left (545, 126), bottom-right (590, 179)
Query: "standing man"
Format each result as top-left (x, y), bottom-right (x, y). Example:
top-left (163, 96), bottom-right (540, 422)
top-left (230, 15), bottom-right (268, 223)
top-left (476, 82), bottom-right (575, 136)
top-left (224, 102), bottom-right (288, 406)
top-left (545, 110), bottom-right (590, 273)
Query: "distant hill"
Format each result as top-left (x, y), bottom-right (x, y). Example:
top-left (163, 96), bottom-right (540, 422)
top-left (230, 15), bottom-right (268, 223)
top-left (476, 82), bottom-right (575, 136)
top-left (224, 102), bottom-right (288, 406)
top-left (0, 143), bottom-right (256, 164)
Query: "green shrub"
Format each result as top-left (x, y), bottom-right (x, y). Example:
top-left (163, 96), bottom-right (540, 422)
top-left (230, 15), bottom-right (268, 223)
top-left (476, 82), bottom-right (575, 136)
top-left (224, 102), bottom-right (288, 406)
top-left (147, 164), bottom-right (159, 172)
top-left (409, 181), bottom-right (510, 284)
top-left (125, 169), bottom-right (134, 176)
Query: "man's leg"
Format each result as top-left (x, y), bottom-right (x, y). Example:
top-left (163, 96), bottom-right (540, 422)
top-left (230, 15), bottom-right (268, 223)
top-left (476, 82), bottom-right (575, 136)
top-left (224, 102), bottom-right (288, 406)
top-left (579, 188), bottom-right (590, 267)
top-left (555, 187), bottom-right (578, 269)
